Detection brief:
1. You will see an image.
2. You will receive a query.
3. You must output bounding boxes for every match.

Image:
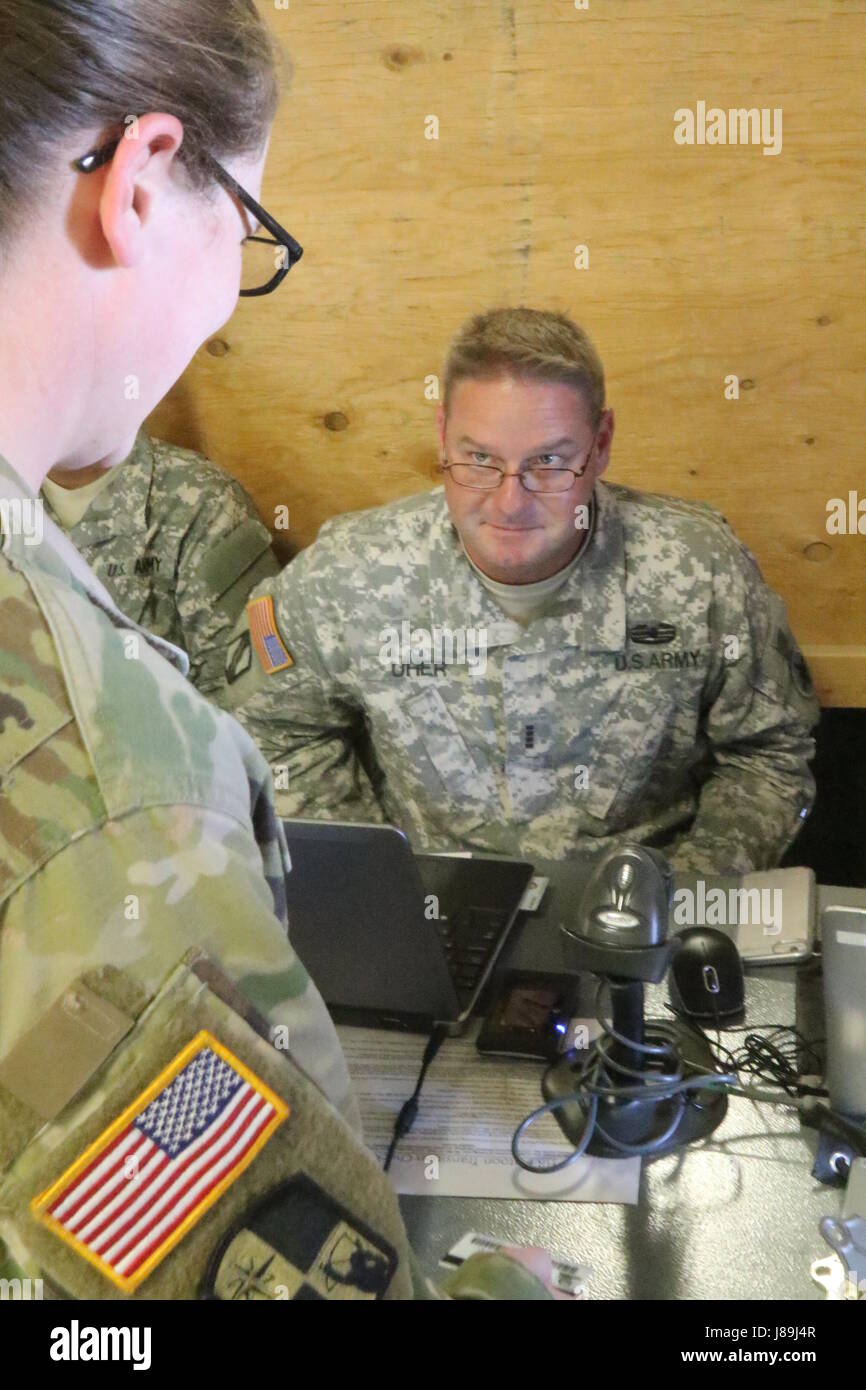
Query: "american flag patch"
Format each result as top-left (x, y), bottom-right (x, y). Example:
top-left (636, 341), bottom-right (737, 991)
top-left (248, 594), bottom-right (293, 674)
top-left (31, 1031), bottom-right (288, 1293)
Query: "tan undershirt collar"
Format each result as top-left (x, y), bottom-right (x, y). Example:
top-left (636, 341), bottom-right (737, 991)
top-left (41, 467), bottom-right (117, 529)
top-left (462, 496), bottom-right (595, 626)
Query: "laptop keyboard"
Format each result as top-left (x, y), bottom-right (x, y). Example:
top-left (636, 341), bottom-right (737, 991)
top-left (433, 906), bottom-right (513, 1009)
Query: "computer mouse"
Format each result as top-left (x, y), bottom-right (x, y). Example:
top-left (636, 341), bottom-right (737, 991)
top-left (668, 927), bottom-right (745, 1021)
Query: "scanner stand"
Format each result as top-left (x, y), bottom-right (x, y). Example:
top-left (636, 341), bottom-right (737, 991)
top-left (543, 981), bottom-right (727, 1159)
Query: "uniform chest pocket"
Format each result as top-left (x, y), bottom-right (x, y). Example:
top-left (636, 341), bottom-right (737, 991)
top-left (395, 685), bottom-right (498, 817)
top-left (581, 673), bottom-right (688, 825)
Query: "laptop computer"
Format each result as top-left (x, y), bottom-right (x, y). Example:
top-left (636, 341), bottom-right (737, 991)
top-left (281, 820), bottom-right (534, 1035)
top-left (820, 905), bottom-right (866, 1119)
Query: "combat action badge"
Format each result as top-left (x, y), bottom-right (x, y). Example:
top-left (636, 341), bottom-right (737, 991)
top-left (203, 1174), bottom-right (398, 1300)
top-left (247, 594), bottom-right (293, 675)
top-left (30, 1031), bottom-right (288, 1293)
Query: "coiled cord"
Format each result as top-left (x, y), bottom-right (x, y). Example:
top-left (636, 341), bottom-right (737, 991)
top-left (512, 977), bottom-right (736, 1173)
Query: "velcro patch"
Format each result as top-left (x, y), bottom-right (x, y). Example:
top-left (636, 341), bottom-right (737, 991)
top-left (30, 1030), bottom-right (288, 1293)
top-left (247, 595), bottom-right (293, 675)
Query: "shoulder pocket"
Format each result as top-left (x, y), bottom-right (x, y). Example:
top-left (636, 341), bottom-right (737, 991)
top-left (748, 593), bottom-right (818, 722)
top-left (196, 520), bottom-right (277, 605)
top-left (0, 952), bottom-right (413, 1300)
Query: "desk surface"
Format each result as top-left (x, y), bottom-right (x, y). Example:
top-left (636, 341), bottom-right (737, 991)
top-left (399, 883), bottom-right (864, 1300)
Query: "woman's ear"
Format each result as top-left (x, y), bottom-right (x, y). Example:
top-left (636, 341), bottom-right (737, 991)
top-left (98, 113), bottom-right (185, 268)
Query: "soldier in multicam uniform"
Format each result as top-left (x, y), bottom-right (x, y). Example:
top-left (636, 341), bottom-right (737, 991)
top-left (220, 308), bottom-right (819, 876)
top-left (0, 0), bottom-right (550, 1302)
top-left (41, 431), bottom-right (279, 694)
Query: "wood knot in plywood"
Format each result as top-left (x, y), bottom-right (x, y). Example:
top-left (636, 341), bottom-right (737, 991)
top-left (384, 45), bottom-right (424, 71)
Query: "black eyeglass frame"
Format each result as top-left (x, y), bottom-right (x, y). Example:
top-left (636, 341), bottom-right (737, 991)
top-left (439, 430), bottom-right (599, 493)
top-left (72, 136), bottom-right (303, 297)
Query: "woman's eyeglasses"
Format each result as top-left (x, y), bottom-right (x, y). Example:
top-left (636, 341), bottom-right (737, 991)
top-left (72, 137), bottom-right (303, 297)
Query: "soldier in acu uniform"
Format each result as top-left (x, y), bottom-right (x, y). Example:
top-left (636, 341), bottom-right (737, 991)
top-left (41, 432), bottom-right (279, 694)
top-left (0, 1), bottom-right (550, 1301)
top-left (220, 308), bottom-right (819, 876)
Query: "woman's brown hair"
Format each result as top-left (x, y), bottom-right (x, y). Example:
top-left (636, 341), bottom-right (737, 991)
top-left (0, 0), bottom-right (281, 243)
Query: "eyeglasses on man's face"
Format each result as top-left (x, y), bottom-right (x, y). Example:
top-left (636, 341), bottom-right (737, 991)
top-left (72, 136), bottom-right (303, 297)
top-left (440, 434), bottom-right (597, 494)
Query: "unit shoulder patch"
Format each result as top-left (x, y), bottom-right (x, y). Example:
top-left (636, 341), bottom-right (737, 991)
top-left (204, 1174), bottom-right (398, 1300)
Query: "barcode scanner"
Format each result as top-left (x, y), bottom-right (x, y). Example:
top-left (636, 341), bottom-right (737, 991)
top-left (523, 846), bottom-right (733, 1165)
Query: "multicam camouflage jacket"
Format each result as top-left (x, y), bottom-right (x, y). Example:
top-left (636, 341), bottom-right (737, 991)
top-left (218, 481), bottom-right (820, 875)
top-left (40, 432), bottom-right (279, 694)
top-left (0, 452), bottom-right (359, 1292)
top-left (0, 453), bottom-right (550, 1302)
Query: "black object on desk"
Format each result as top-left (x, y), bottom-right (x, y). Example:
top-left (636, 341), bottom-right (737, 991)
top-left (402, 942), bottom-right (843, 1298)
top-left (668, 926), bottom-right (746, 1021)
top-left (527, 846), bottom-right (730, 1163)
top-left (282, 819), bottom-right (532, 1034)
top-left (476, 971), bottom-right (587, 1061)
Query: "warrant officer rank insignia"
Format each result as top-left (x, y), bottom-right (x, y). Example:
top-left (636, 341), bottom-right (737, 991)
top-left (204, 1175), bottom-right (398, 1300)
top-left (247, 595), bottom-right (293, 675)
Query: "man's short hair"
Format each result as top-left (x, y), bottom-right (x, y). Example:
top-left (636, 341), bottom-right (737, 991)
top-left (442, 306), bottom-right (606, 427)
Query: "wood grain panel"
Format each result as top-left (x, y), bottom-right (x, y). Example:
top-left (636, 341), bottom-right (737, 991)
top-left (149, 0), bottom-right (866, 704)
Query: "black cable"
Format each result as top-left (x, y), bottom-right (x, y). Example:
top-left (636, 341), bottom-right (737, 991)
top-left (731, 1025), bottom-right (825, 1097)
top-left (513, 993), bottom-right (830, 1172)
top-left (662, 1018), bottom-right (862, 1157)
top-left (383, 1023), bottom-right (449, 1173)
top-left (664, 1009), bottom-right (828, 1097)
top-left (799, 1101), bottom-right (866, 1155)
top-left (511, 977), bottom-right (737, 1172)
top-left (720, 1084), bottom-right (866, 1156)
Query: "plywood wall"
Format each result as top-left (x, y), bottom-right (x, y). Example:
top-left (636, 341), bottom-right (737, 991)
top-left (149, 0), bottom-right (866, 706)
